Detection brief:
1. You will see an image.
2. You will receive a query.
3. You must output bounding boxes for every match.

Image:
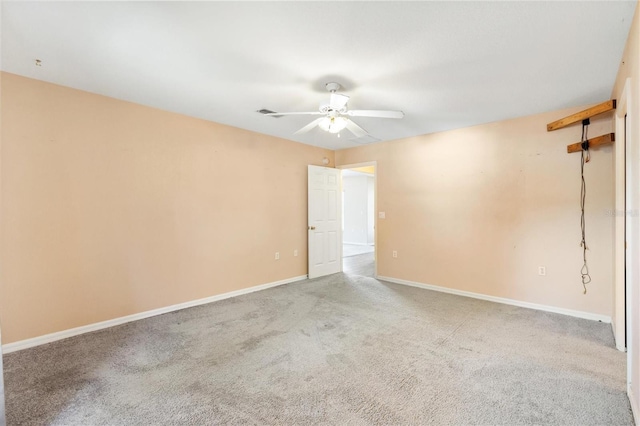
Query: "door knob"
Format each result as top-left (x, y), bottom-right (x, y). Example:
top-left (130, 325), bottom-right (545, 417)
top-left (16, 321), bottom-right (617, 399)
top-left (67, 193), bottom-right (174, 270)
top-left (308, 226), bottom-right (316, 230)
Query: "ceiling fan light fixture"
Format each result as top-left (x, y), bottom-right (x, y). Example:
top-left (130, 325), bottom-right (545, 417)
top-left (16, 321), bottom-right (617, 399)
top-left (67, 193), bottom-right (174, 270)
top-left (319, 116), bottom-right (347, 133)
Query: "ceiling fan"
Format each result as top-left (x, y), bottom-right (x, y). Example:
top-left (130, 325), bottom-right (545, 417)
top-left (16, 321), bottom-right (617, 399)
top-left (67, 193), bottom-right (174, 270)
top-left (266, 82), bottom-right (404, 139)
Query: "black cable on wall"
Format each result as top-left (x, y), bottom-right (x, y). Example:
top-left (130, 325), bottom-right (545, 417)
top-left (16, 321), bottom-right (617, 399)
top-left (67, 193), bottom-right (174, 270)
top-left (580, 119), bottom-right (592, 294)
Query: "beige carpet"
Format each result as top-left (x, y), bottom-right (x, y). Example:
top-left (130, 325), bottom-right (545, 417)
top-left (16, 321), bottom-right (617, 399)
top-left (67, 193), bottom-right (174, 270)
top-left (3, 254), bottom-right (633, 425)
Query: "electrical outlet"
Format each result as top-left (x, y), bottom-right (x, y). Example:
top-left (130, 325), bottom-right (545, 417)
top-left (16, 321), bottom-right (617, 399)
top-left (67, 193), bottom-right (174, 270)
top-left (379, 212), bottom-right (386, 219)
top-left (392, 250), bottom-right (398, 258)
top-left (538, 266), bottom-right (546, 276)
top-left (294, 249), bottom-right (298, 257)
top-left (275, 252), bottom-right (280, 260)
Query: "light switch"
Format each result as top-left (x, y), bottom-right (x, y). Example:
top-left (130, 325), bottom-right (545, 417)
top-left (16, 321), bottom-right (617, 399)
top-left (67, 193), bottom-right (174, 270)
top-left (379, 212), bottom-right (386, 219)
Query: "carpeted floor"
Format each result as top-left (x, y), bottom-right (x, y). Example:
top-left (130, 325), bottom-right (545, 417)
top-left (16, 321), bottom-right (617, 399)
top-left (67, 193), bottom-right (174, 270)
top-left (3, 253), bottom-right (633, 425)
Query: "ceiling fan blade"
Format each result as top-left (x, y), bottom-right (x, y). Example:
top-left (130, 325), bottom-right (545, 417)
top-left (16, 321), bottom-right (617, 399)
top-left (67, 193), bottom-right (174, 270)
top-left (346, 110), bottom-right (404, 119)
top-left (329, 93), bottom-right (349, 110)
top-left (345, 119), bottom-right (369, 138)
top-left (265, 112), bottom-right (324, 116)
top-left (294, 117), bottom-right (325, 135)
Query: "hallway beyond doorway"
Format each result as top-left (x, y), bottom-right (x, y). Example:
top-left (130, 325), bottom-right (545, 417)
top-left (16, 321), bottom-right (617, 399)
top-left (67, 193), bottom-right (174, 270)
top-left (343, 244), bottom-right (374, 258)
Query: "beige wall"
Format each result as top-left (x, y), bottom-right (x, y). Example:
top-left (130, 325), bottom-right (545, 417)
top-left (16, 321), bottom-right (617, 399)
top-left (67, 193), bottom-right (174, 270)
top-left (0, 72), bottom-right (333, 344)
top-left (612, 0), bottom-right (640, 419)
top-left (336, 107), bottom-right (614, 316)
top-left (0, 68), bottom-right (625, 352)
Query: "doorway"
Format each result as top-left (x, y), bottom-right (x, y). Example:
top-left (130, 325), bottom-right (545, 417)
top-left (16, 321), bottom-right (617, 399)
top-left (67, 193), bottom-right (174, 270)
top-left (339, 163), bottom-right (376, 277)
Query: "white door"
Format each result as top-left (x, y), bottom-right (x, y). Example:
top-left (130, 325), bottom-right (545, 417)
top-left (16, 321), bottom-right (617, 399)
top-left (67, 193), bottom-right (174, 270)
top-left (308, 165), bottom-right (342, 279)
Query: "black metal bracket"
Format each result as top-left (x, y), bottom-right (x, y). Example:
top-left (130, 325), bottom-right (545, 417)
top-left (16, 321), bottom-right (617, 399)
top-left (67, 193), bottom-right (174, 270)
top-left (581, 119), bottom-right (590, 150)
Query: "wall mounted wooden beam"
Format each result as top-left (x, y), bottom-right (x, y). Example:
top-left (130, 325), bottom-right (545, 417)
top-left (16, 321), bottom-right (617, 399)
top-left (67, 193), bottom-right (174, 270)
top-left (547, 100), bottom-right (616, 132)
top-left (566, 133), bottom-right (615, 153)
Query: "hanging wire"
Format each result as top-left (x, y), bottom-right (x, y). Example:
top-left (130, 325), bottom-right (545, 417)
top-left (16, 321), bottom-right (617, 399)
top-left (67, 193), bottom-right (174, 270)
top-left (580, 121), bottom-right (592, 294)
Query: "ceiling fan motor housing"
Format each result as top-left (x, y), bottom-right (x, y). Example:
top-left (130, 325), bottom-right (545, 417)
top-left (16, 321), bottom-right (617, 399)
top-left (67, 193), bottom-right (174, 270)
top-left (319, 105), bottom-right (345, 115)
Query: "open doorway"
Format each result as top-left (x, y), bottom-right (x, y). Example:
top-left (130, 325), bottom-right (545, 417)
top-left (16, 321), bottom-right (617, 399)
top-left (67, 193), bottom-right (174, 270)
top-left (340, 163), bottom-right (376, 277)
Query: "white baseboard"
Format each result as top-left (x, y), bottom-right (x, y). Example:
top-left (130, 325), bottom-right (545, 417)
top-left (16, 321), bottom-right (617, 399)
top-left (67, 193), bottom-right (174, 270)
top-left (630, 384), bottom-right (639, 426)
top-left (2, 275), bottom-right (308, 354)
top-left (376, 275), bottom-right (611, 323)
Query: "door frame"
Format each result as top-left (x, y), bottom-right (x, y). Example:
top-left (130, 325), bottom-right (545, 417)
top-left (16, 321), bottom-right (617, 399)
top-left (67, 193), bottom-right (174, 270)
top-left (614, 80), bottom-right (630, 352)
top-left (615, 78), bottom-right (638, 407)
top-left (337, 161), bottom-right (378, 278)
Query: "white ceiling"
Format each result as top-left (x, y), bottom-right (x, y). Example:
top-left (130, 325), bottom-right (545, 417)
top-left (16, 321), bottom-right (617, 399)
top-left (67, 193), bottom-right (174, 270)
top-left (2, 1), bottom-right (636, 150)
